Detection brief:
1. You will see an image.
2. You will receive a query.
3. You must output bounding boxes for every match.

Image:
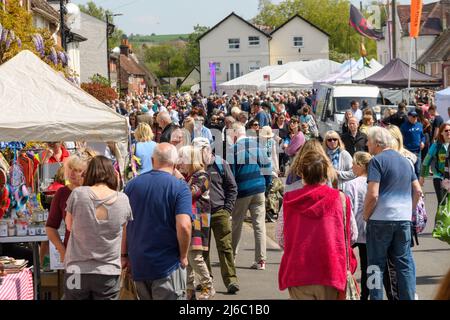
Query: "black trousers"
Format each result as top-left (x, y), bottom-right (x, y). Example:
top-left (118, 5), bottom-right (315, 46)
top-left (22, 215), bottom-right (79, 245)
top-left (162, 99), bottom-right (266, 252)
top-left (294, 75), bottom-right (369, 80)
top-left (433, 178), bottom-right (446, 204)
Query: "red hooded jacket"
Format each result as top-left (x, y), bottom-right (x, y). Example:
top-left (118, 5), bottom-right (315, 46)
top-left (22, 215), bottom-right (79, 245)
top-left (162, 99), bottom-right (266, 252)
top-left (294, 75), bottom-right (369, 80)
top-left (279, 184), bottom-right (357, 292)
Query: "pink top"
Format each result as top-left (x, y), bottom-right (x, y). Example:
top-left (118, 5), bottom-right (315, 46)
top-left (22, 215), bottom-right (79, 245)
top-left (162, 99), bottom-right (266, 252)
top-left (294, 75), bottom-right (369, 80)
top-left (278, 184), bottom-right (357, 292)
top-left (286, 132), bottom-right (305, 157)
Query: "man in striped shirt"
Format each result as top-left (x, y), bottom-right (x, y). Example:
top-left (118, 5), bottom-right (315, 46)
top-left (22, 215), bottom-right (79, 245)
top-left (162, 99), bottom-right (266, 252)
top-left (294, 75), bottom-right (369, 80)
top-left (229, 122), bottom-right (272, 271)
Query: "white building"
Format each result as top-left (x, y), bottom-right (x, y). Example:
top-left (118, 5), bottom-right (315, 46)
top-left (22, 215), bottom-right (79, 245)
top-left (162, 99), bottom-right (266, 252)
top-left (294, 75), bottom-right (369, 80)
top-left (199, 12), bottom-right (271, 94)
top-left (269, 15), bottom-right (330, 65)
top-left (199, 12), bottom-right (330, 94)
top-left (377, 1), bottom-right (448, 75)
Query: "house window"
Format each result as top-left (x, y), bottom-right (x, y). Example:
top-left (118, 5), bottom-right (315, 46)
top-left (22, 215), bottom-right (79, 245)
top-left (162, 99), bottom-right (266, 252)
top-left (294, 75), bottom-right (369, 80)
top-left (230, 63), bottom-right (240, 80)
top-left (228, 38), bottom-right (240, 49)
top-left (277, 60), bottom-right (283, 65)
top-left (209, 62), bottom-right (221, 73)
top-left (293, 36), bottom-right (304, 48)
top-left (248, 36), bottom-right (260, 46)
top-left (249, 61), bottom-right (261, 71)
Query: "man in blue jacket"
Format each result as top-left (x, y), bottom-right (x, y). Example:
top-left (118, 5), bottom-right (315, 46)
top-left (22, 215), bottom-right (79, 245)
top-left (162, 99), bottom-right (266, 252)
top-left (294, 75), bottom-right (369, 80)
top-left (400, 110), bottom-right (425, 177)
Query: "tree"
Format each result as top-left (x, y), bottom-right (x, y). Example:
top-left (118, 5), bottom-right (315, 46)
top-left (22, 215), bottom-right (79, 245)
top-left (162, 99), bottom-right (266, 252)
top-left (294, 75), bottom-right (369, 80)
top-left (78, 1), bottom-right (124, 48)
top-left (253, 0), bottom-right (378, 61)
top-left (185, 24), bottom-right (209, 69)
top-left (143, 43), bottom-right (189, 78)
top-left (0, 0), bottom-right (72, 77)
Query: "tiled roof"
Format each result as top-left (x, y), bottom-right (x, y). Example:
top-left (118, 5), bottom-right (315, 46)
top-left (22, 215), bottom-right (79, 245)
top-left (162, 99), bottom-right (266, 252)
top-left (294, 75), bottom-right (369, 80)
top-left (417, 29), bottom-right (450, 64)
top-left (31, 0), bottom-right (60, 23)
top-left (397, 2), bottom-right (449, 36)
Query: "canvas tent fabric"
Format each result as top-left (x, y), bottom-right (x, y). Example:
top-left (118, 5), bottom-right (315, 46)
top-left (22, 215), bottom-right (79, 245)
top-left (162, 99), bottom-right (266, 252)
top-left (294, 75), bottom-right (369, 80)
top-left (0, 50), bottom-right (128, 143)
top-left (436, 87), bottom-right (450, 122)
top-left (360, 58), bottom-right (442, 88)
top-left (268, 69), bottom-right (313, 89)
top-left (218, 59), bottom-right (341, 93)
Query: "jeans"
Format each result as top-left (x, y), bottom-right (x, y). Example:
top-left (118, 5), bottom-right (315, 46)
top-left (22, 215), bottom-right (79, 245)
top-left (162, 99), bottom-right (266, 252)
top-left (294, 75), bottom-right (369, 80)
top-left (366, 220), bottom-right (416, 300)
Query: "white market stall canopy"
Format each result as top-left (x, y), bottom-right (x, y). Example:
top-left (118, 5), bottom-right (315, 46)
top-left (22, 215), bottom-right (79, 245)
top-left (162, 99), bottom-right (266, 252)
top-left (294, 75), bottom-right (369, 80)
top-left (268, 69), bottom-right (313, 89)
top-left (436, 87), bottom-right (450, 122)
top-left (0, 50), bottom-right (128, 143)
top-left (218, 59), bottom-right (341, 93)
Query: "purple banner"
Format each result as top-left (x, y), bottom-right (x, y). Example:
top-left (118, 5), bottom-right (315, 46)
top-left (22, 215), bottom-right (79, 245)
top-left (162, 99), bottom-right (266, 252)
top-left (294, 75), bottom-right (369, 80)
top-left (209, 62), bottom-right (217, 93)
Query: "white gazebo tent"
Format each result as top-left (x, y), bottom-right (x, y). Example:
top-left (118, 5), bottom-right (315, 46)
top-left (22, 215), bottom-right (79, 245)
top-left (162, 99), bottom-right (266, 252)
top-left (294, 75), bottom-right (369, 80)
top-left (0, 50), bottom-right (128, 143)
top-left (267, 69), bottom-right (313, 89)
top-left (436, 87), bottom-right (450, 122)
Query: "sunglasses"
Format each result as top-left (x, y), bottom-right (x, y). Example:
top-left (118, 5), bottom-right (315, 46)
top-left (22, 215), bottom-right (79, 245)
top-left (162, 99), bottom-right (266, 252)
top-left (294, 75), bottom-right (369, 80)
top-left (444, 129), bottom-right (450, 133)
top-left (252, 123), bottom-right (259, 127)
top-left (327, 138), bottom-right (338, 142)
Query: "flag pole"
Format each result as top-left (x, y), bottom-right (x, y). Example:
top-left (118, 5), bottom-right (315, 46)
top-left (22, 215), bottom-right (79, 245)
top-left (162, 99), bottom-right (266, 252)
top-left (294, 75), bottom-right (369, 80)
top-left (408, 37), bottom-right (413, 91)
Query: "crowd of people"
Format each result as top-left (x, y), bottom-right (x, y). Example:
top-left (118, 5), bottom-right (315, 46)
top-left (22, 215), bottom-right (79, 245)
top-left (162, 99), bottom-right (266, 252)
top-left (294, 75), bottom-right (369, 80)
top-left (2, 87), bottom-right (446, 301)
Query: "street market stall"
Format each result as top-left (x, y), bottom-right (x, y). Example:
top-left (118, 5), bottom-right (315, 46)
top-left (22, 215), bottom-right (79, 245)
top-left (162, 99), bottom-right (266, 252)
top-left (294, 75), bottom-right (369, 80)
top-left (0, 50), bottom-right (129, 300)
top-left (436, 87), bottom-right (450, 122)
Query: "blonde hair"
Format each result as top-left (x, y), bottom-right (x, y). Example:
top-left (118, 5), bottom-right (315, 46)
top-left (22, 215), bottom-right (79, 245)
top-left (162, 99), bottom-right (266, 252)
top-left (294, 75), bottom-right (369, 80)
top-left (386, 125), bottom-right (417, 161)
top-left (135, 123), bottom-right (154, 142)
top-left (353, 152), bottom-right (372, 172)
top-left (178, 146), bottom-right (205, 176)
top-left (323, 130), bottom-right (346, 151)
top-left (64, 153), bottom-right (90, 179)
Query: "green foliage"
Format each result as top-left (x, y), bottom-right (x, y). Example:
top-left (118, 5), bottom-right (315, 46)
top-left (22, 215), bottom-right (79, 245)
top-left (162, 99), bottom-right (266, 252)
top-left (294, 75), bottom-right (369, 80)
top-left (89, 73), bottom-right (110, 87)
top-left (0, 0), bottom-right (73, 77)
top-left (185, 25), bottom-right (209, 70)
top-left (143, 43), bottom-right (189, 78)
top-left (129, 34), bottom-right (189, 43)
top-left (78, 0), bottom-right (124, 49)
top-left (254, 0), bottom-right (378, 60)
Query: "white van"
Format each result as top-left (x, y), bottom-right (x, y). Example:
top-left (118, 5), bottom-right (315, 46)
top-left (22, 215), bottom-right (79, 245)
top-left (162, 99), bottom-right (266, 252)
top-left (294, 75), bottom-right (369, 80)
top-left (313, 84), bottom-right (380, 136)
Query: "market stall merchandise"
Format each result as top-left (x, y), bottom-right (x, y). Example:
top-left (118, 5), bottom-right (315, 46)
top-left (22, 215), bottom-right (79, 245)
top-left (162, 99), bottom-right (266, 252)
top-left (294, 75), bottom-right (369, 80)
top-left (0, 268), bottom-right (34, 300)
top-left (0, 50), bottom-right (130, 300)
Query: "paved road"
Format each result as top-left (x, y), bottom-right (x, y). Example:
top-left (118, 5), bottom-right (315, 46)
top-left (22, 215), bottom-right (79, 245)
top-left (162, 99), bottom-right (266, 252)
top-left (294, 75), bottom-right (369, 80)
top-left (207, 178), bottom-right (449, 300)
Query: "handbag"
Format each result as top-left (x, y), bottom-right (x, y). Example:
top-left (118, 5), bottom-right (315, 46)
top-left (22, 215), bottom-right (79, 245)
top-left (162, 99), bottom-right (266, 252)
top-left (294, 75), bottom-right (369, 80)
top-left (119, 268), bottom-right (138, 300)
top-left (432, 192), bottom-right (450, 245)
top-left (339, 192), bottom-right (361, 300)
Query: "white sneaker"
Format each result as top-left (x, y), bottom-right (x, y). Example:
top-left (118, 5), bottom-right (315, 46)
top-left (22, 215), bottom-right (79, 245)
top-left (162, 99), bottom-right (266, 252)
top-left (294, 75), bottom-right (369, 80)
top-left (250, 260), bottom-right (266, 270)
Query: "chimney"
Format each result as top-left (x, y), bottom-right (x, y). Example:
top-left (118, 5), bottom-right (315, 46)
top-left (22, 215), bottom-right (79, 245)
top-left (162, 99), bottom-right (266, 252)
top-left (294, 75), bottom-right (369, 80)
top-left (120, 35), bottom-right (130, 57)
top-left (442, 0), bottom-right (449, 31)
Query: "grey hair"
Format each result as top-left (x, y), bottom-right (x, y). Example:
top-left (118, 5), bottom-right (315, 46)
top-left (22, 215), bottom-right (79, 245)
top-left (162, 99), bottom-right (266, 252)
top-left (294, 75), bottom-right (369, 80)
top-left (367, 126), bottom-right (394, 149)
top-left (157, 111), bottom-right (171, 124)
top-left (152, 143), bottom-right (178, 166)
top-left (232, 122), bottom-right (246, 136)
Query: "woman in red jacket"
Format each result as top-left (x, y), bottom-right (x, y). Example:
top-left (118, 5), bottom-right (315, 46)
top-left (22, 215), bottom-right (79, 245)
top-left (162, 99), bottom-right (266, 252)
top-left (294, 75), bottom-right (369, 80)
top-left (279, 150), bottom-right (357, 300)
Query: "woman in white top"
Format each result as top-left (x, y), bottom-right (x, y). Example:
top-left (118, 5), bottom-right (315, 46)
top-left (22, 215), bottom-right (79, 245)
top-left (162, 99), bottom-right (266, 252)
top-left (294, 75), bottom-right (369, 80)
top-left (343, 151), bottom-right (372, 300)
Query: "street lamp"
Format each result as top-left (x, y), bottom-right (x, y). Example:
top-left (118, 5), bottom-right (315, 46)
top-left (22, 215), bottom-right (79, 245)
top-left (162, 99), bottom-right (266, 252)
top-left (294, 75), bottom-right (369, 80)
top-left (106, 13), bottom-right (123, 84)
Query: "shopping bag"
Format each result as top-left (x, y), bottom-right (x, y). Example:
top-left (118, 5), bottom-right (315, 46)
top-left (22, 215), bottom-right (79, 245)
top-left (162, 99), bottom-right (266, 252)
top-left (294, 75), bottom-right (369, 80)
top-left (119, 268), bottom-right (138, 300)
top-left (432, 193), bottom-right (450, 245)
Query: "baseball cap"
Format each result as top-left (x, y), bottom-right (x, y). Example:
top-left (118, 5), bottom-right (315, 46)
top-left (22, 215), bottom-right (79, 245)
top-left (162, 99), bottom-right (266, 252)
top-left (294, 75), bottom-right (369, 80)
top-left (408, 110), bottom-right (418, 117)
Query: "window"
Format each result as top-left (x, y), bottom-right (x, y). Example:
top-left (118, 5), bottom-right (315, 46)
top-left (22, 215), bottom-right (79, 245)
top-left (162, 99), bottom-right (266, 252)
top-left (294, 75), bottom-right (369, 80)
top-left (228, 38), bottom-right (240, 49)
top-left (249, 61), bottom-right (261, 71)
top-left (293, 36), bottom-right (304, 48)
top-left (248, 36), bottom-right (260, 46)
top-left (277, 60), bottom-right (283, 65)
top-left (209, 62), bottom-right (221, 73)
top-left (229, 63), bottom-right (240, 80)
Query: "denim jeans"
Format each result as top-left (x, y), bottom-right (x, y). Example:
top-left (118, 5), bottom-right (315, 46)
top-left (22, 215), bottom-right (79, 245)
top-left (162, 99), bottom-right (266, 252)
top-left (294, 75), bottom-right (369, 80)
top-left (366, 220), bottom-right (416, 300)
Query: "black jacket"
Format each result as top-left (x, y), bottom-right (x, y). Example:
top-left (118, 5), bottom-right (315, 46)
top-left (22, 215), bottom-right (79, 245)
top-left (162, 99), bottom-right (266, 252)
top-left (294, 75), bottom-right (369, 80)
top-left (207, 157), bottom-right (238, 214)
top-left (159, 123), bottom-right (179, 143)
top-left (341, 131), bottom-right (368, 157)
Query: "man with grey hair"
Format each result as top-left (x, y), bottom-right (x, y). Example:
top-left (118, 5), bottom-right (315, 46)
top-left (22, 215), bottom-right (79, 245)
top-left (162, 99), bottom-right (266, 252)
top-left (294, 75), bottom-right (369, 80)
top-left (124, 143), bottom-right (193, 300)
top-left (157, 111), bottom-right (179, 143)
top-left (363, 127), bottom-right (422, 300)
top-left (229, 122), bottom-right (272, 271)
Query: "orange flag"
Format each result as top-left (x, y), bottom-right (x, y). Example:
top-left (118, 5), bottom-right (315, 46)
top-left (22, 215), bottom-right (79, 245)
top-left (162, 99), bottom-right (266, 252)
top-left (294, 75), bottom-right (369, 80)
top-left (410, 0), bottom-right (423, 38)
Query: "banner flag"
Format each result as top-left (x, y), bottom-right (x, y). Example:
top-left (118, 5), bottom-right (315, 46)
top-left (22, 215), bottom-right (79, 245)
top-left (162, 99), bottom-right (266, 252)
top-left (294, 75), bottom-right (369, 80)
top-left (410, 0), bottom-right (423, 38)
top-left (349, 4), bottom-right (383, 41)
top-left (209, 62), bottom-right (217, 93)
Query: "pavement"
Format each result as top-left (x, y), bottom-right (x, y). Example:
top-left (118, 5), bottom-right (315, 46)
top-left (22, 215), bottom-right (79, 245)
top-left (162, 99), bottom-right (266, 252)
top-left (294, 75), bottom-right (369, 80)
top-left (207, 178), bottom-right (450, 300)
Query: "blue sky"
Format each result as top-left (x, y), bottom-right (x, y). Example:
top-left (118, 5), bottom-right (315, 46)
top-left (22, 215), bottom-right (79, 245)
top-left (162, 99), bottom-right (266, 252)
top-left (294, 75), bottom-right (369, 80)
top-left (71, 0), bottom-right (438, 35)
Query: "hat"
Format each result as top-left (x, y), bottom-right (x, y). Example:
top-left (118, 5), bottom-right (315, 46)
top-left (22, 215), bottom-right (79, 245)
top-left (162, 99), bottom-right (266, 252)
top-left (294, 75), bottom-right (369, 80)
top-left (192, 137), bottom-right (211, 149)
top-left (259, 126), bottom-right (275, 138)
top-left (408, 111), bottom-right (418, 117)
